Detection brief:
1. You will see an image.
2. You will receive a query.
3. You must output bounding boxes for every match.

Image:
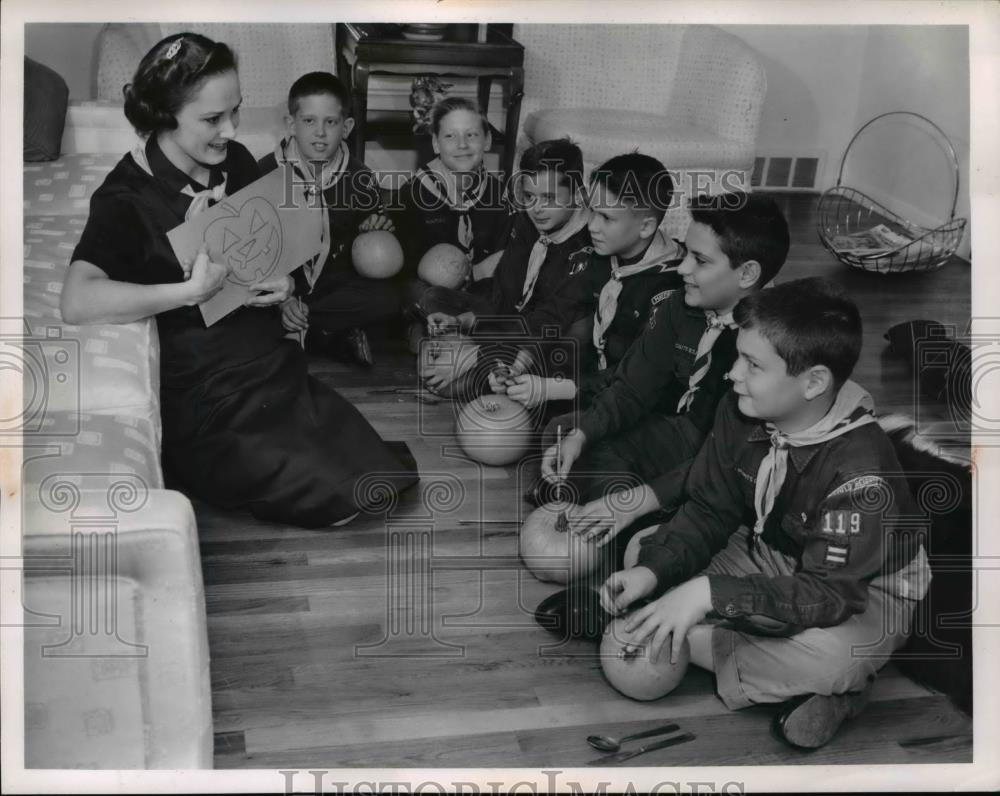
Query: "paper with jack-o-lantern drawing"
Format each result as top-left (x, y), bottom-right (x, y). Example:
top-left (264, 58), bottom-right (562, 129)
top-left (166, 168), bottom-right (324, 326)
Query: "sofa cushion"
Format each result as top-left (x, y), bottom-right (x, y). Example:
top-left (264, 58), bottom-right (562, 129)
top-left (524, 107), bottom-right (756, 171)
top-left (23, 215), bottom-right (161, 423)
top-left (23, 155), bottom-right (119, 216)
top-left (22, 410), bottom-right (163, 491)
top-left (24, 57), bottom-right (70, 162)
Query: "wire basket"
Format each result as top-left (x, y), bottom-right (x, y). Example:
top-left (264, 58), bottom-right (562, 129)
top-left (817, 111), bottom-right (967, 274)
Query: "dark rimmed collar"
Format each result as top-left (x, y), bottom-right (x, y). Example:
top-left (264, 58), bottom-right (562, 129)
top-left (144, 135), bottom-right (226, 195)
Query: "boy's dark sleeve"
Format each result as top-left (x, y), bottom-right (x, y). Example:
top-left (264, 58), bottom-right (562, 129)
top-left (576, 291), bottom-right (684, 442)
top-left (636, 394), bottom-right (746, 595)
top-left (488, 213), bottom-right (530, 312)
top-left (646, 445), bottom-right (699, 512)
top-left (707, 456), bottom-right (906, 629)
top-left (354, 166), bottom-right (385, 220)
top-left (521, 268), bottom-right (591, 341)
top-left (388, 179), bottom-right (424, 267)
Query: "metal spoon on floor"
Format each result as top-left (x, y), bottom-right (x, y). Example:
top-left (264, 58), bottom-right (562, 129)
top-left (587, 722), bottom-right (680, 752)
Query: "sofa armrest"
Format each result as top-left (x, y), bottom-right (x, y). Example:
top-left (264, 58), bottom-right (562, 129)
top-left (23, 488), bottom-right (212, 768)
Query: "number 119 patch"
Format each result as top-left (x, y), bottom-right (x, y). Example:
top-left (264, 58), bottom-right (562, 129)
top-left (822, 510), bottom-right (861, 536)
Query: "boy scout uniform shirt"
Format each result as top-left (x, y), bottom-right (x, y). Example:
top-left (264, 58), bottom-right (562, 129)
top-left (576, 288), bottom-right (737, 482)
top-left (637, 391), bottom-right (924, 630)
top-left (392, 170), bottom-right (513, 267)
top-left (488, 211), bottom-right (593, 338)
top-left (581, 249), bottom-right (685, 379)
top-left (257, 150), bottom-right (382, 297)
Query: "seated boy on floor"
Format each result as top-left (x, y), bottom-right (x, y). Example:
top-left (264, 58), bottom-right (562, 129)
top-left (420, 138), bottom-right (592, 397)
top-left (394, 97), bottom-right (513, 352)
top-left (260, 72), bottom-right (398, 367)
top-left (535, 193), bottom-right (789, 531)
top-left (496, 152), bottom-right (685, 412)
top-left (600, 278), bottom-right (931, 750)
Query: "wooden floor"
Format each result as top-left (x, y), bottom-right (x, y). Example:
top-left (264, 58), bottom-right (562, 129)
top-left (198, 193), bottom-right (973, 769)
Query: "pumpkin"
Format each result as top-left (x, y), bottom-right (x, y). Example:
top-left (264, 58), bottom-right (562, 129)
top-left (455, 394), bottom-right (533, 466)
top-left (352, 230), bottom-right (404, 279)
top-left (418, 334), bottom-right (480, 397)
top-left (519, 501), bottom-right (605, 583)
top-left (600, 616), bottom-right (690, 700)
top-left (418, 243), bottom-right (471, 288)
top-left (204, 198), bottom-right (282, 286)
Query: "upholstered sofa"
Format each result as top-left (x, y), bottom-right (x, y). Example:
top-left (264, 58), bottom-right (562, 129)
top-left (21, 160), bottom-right (213, 769)
top-left (20, 22), bottom-right (337, 769)
top-left (512, 24), bottom-right (766, 239)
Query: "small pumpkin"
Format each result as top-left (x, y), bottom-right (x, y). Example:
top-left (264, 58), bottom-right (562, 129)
top-left (455, 394), bottom-right (533, 466)
top-left (600, 616), bottom-right (690, 701)
top-left (352, 230), bottom-right (404, 279)
top-left (519, 501), bottom-right (604, 583)
top-left (418, 243), bottom-right (471, 289)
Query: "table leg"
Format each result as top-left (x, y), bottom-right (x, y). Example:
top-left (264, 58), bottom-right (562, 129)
top-left (477, 76), bottom-right (493, 117)
top-left (502, 66), bottom-right (525, 180)
top-left (351, 61), bottom-right (371, 167)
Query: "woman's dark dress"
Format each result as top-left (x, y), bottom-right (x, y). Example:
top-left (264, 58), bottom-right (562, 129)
top-left (71, 137), bottom-right (418, 527)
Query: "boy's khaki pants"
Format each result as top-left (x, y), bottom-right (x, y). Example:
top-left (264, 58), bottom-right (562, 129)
top-left (625, 525), bottom-right (929, 710)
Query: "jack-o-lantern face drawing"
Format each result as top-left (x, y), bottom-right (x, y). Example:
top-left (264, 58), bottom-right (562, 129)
top-left (204, 198), bottom-right (283, 286)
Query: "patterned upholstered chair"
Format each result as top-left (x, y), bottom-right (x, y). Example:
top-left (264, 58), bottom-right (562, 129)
top-left (512, 24), bottom-right (766, 239)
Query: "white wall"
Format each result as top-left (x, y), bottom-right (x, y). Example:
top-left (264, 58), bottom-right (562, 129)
top-left (717, 25), bottom-right (870, 188)
top-left (721, 24), bottom-right (970, 257)
top-left (850, 26), bottom-right (970, 256)
top-left (24, 23), bottom-right (103, 101)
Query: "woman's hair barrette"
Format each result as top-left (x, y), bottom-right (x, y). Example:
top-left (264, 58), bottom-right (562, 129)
top-left (164, 39), bottom-right (183, 61)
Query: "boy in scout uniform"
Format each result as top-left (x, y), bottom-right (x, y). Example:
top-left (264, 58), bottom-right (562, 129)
top-left (600, 279), bottom-right (931, 749)
top-left (535, 192), bottom-right (790, 521)
top-left (498, 152), bottom-right (684, 412)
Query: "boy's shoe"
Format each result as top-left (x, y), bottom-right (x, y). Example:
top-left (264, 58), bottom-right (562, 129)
top-left (346, 327), bottom-right (374, 367)
top-left (534, 586), bottom-right (609, 641)
top-left (773, 677), bottom-right (875, 749)
top-left (306, 327), bottom-right (374, 367)
top-left (407, 321), bottom-right (425, 356)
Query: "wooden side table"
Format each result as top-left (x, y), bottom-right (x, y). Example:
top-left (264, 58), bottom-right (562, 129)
top-left (336, 23), bottom-right (525, 177)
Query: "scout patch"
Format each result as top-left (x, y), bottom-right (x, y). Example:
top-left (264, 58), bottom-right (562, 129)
top-left (648, 306), bottom-right (659, 329)
top-left (827, 474), bottom-right (888, 499)
top-left (650, 289), bottom-right (672, 306)
top-left (821, 509), bottom-right (862, 535)
top-left (824, 542), bottom-right (850, 568)
top-left (567, 247), bottom-right (591, 276)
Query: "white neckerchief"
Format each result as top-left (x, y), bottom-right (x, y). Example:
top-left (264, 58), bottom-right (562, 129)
top-left (676, 310), bottom-right (739, 412)
top-left (516, 207), bottom-right (591, 311)
top-left (592, 230), bottom-right (682, 370)
top-left (131, 143), bottom-right (227, 222)
top-left (277, 137), bottom-right (351, 290)
top-left (753, 380), bottom-right (877, 536)
top-left (414, 157), bottom-right (490, 251)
